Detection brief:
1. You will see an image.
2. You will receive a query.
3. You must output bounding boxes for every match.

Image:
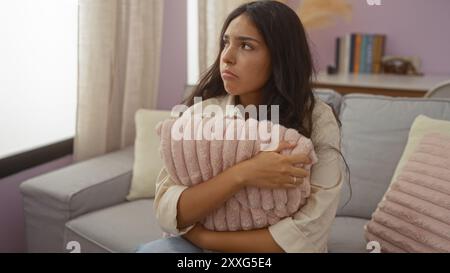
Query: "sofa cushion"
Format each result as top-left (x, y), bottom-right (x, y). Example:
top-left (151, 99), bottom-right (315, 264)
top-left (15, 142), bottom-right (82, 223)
top-left (127, 109), bottom-right (172, 200)
top-left (64, 199), bottom-right (163, 253)
top-left (328, 216), bottom-right (369, 253)
top-left (364, 117), bottom-right (450, 252)
top-left (338, 94), bottom-right (450, 219)
top-left (156, 115), bottom-right (318, 232)
top-left (389, 115), bottom-right (450, 187)
top-left (20, 146), bottom-right (135, 252)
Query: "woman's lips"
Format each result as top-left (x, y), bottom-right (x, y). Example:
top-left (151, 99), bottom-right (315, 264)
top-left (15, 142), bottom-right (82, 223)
top-left (222, 70), bottom-right (238, 80)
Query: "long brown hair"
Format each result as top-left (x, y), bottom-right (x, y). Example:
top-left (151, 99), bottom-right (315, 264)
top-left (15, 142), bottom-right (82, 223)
top-left (182, 1), bottom-right (316, 138)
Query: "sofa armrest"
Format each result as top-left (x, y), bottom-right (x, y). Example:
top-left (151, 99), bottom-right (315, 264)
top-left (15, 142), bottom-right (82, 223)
top-left (20, 146), bottom-right (134, 252)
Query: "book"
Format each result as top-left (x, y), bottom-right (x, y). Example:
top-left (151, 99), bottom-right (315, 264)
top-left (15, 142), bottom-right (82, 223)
top-left (373, 35), bottom-right (386, 74)
top-left (335, 37), bottom-right (340, 72)
top-left (365, 35), bottom-right (374, 73)
top-left (336, 32), bottom-right (386, 74)
top-left (349, 34), bottom-right (356, 73)
top-left (354, 34), bottom-right (362, 74)
top-left (359, 34), bottom-right (368, 74)
top-left (337, 35), bottom-right (349, 74)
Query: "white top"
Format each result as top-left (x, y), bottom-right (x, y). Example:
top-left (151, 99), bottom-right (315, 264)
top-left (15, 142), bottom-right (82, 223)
top-left (153, 94), bottom-right (345, 253)
top-left (315, 72), bottom-right (450, 92)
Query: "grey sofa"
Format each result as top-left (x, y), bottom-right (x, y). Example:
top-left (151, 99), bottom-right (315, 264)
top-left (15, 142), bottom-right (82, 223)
top-left (20, 89), bottom-right (450, 253)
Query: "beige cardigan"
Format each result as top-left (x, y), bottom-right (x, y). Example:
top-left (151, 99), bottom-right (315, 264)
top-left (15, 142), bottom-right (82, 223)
top-left (153, 94), bottom-right (344, 253)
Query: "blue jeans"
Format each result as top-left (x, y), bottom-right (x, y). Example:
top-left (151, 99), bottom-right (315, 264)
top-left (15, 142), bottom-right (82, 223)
top-left (136, 236), bottom-right (205, 253)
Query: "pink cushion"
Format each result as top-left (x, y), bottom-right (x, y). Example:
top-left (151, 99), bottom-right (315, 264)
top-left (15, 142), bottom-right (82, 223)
top-left (365, 133), bottom-right (450, 252)
top-left (155, 115), bottom-right (318, 231)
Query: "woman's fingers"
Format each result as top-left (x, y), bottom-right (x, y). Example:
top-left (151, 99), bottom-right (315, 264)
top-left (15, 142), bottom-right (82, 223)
top-left (261, 174), bottom-right (304, 189)
top-left (272, 141), bottom-right (296, 153)
top-left (285, 153), bottom-right (312, 165)
top-left (281, 175), bottom-right (303, 188)
top-left (288, 165), bottom-right (309, 178)
top-left (283, 183), bottom-right (297, 189)
top-left (266, 180), bottom-right (298, 189)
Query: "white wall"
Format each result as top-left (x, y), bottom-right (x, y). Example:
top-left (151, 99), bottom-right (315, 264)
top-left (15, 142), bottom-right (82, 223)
top-left (0, 0), bottom-right (78, 159)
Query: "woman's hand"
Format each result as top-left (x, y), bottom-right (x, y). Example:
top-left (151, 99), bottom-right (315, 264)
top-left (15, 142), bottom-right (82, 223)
top-left (231, 141), bottom-right (311, 189)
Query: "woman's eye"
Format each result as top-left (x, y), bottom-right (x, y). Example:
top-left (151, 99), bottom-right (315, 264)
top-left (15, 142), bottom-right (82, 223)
top-left (242, 43), bottom-right (253, 50)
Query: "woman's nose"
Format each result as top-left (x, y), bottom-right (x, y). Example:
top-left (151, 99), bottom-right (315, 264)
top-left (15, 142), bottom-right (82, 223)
top-left (221, 46), bottom-right (236, 65)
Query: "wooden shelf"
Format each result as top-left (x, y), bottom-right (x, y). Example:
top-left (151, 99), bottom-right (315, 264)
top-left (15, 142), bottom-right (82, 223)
top-left (313, 72), bottom-right (450, 97)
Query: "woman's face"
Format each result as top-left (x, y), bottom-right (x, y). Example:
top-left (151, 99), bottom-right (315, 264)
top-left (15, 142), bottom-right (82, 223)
top-left (220, 14), bottom-right (271, 104)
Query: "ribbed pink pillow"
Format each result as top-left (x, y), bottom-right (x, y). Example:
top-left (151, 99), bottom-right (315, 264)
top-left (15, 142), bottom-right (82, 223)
top-left (365, 132), bottom-right (450, 252)
top-left (155, 115), bottom-right (318, 231)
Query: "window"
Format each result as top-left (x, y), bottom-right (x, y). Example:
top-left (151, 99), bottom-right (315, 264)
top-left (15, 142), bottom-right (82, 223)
top-left (0, 0), bottom-right (78, 160)
top-left (187, 0), bottom-right (199, 85)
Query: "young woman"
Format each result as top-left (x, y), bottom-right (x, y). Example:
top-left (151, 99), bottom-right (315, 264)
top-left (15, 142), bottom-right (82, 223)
top-left (137, 1), bottom-right (346, 253)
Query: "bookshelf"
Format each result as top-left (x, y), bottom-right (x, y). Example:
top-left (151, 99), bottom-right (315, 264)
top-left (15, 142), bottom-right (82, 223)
top-left (313, 72), bottom-right (450, 97)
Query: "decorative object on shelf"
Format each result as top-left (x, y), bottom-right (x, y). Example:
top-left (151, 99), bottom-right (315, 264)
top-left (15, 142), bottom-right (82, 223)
top-left (277, 0), bottom-right (352, 29)
top-left (381, 56), bottom-right (423, 76)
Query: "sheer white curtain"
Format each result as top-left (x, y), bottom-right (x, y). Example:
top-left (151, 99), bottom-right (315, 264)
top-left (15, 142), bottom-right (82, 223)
top-left (197, 0), bottom-right (252, 75)
top-left (75, 0), bottom-right (164, 162)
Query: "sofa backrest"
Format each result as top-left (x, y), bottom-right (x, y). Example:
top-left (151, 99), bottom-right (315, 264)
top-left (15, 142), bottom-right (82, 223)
top-left (337, 94), bottom-right (450, 219)
top-left (184, 86), bottom-right (343, 116)
top-left (314, 88), bottom-right (342, 116)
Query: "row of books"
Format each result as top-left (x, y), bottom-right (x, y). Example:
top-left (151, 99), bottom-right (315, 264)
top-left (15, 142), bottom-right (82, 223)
top-left (335, 33), bottom-right (386, 74)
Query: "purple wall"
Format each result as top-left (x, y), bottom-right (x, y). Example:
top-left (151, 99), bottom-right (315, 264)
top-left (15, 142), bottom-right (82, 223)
top-left (157, 0), bottom-right (187, 110)
top-left (300, 0), bottom-right (450, 76)
top-left (0, 155), bottom-right (73, 252)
